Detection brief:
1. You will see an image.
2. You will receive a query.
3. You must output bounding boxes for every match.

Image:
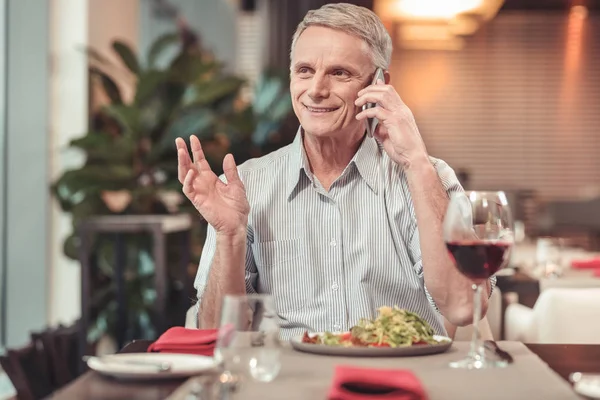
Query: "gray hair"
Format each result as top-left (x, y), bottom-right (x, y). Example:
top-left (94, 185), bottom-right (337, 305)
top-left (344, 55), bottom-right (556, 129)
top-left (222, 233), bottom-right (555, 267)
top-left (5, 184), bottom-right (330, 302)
top-left (290, 3), bottom-right (392, 70)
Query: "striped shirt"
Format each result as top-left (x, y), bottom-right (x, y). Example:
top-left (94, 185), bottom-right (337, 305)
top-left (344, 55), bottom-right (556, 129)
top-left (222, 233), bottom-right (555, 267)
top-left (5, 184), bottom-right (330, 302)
top-left (194, 128), bottom-right (495, 340)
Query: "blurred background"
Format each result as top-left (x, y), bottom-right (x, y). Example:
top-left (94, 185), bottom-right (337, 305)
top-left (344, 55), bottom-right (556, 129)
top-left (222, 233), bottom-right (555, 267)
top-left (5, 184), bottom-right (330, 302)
top-left (0, 0), bottom-right (598, 396)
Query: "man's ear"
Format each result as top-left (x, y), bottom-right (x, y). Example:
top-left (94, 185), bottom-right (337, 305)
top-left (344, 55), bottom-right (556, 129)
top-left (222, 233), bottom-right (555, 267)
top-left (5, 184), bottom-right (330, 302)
top-left (384, 70), bottom-right (391, 84)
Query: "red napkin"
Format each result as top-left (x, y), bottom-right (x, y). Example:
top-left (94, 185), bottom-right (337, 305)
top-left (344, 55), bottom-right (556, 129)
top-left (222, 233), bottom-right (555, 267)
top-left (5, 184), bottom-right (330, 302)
top-left (328, 365), bottom-right (427, 400)
top-left (571, 257), bottom-right (600, 269)
top-left (593, 269), bottom-right (600, 278)
top-left (147, 327), bottom-right (218, 356)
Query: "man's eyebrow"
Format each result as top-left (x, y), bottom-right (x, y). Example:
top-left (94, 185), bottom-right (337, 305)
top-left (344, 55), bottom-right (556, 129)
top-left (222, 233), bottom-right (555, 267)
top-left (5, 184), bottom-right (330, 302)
top-left (292, 61), bottom-right (312, 70)
top-left (327, 64), bottom-right (359, 73)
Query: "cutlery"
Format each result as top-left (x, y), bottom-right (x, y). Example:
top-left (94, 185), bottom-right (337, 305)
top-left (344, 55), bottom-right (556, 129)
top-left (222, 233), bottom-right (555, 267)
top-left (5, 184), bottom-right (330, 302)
top-left (483, 340), bottom-right (514, 364)
top-left (82, 355), bottom-right (172, 372)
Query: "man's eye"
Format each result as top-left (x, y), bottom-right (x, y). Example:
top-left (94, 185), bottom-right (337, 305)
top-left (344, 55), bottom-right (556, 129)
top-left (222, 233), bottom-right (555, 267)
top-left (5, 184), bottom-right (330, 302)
top-left (333, 70), bottom-right (348, 77)
top-left (297, 67), bottom-right (310, 74)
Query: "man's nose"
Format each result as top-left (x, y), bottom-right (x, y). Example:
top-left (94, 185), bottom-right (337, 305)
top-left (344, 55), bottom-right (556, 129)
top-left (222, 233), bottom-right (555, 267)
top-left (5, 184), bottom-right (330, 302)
top-left (307, 74), bottom-right (330, 100)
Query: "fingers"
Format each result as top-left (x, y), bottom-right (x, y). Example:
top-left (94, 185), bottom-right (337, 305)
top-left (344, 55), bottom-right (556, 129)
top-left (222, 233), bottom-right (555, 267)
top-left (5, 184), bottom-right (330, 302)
top-left (175, 137), bottom-right (188, 152)
top-left (356, 105), bottom-right (389, 122)
top-left (176, 138), bottom-right (192, 184)
top-left (373, 125), bottom-right (389, 142)
top-left (223, 153), bottom-right (242, 184)
top-left (355, 92), bottom-right (386, 109)
top-left (190, 135), bottom-right (205, 165)
top-left (177, 135), bottom-right (207, 183)
top-left (182, 168), bottom-right (197, 200)
top-left (357, 81), bottom-right (392, 97)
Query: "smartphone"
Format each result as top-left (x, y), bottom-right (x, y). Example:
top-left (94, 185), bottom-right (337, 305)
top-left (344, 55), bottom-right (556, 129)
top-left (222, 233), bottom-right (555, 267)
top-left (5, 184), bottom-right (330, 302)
top-left (362, 67), bottom-right (385, 138)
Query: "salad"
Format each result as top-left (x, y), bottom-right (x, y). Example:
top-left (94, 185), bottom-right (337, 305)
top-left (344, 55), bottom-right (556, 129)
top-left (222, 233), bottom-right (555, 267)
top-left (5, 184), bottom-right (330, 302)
top-left (301, 306), bottom-right (440, 348)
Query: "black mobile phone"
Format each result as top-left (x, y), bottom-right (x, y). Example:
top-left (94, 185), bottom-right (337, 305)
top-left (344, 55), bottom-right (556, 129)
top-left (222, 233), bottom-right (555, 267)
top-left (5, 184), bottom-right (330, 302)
top-left (362, 67), bottom-right (385, 138)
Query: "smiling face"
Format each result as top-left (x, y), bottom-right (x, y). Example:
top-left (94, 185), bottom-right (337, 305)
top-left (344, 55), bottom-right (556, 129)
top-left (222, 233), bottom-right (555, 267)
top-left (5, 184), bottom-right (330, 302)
top-left (290, 26), bottom-right (374, 140)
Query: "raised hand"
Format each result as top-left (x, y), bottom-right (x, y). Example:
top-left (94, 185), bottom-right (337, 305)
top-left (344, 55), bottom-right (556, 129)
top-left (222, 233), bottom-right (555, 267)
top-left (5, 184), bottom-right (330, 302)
top-left (355, 79), bottom-right (429, 169)
top-left (176, 135), bottom-right (250, 236)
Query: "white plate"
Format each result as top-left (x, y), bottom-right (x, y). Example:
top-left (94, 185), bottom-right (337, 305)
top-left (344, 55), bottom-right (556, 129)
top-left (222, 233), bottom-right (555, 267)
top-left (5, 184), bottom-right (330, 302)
top-left (290, 333), bottom-right (453, 357)
top-left (86, 353), bottom-right (217, 380)
top-left (574, 375), bottom-right (600, 399)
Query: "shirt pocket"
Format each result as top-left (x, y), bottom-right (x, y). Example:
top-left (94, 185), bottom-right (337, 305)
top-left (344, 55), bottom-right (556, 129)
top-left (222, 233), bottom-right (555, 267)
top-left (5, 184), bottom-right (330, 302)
top-left (253, 239), bottom-right (307, 314)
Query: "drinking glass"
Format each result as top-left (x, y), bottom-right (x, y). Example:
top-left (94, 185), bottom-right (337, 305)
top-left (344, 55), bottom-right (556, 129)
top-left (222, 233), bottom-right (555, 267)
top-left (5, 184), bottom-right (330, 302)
top-left (443, 191), bottom-right (514, 369)
top-left (214, 294), bottom-right (281, 383)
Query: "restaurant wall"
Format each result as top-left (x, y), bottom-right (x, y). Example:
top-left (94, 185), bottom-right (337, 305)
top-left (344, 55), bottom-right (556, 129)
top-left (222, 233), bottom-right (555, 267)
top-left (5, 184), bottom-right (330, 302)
top-left (4, 0), bottom-right (50, 348)
top-left (391, 11), bottom-right (600, 201)
top-left (0, 0), bottom-right (6, 349)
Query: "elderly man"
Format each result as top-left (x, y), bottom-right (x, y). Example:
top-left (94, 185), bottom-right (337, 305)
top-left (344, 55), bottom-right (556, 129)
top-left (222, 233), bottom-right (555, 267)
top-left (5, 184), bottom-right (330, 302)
top-left (175, 3), bottom-right (494, 339)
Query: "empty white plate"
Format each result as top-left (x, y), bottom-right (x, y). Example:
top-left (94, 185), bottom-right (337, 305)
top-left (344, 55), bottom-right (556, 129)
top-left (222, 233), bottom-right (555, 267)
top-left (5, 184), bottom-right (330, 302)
top-left (86, 353), bottom-right (217, 380)
top-left (574, 374), bottom-right (600, 399)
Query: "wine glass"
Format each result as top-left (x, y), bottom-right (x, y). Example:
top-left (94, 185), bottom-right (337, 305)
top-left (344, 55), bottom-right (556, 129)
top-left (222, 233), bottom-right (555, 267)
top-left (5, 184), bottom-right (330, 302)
top-left (443, 190), bottom-right (514, 369)
top-left (214, 294), bottom-right (282, 383)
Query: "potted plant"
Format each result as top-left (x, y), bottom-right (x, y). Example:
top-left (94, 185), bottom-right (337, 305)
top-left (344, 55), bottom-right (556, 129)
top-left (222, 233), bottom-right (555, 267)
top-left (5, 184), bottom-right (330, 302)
top-left (51, 22), bottom-right (293, 346)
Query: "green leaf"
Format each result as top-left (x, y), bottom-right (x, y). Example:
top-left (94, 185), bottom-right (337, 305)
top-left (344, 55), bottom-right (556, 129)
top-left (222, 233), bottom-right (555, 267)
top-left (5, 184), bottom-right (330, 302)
top-left (69, 132), bottom-right (135, 163)
top-left (266, 92), bottom-right (292, 121)
top-left (89, 67), bottom-right (122, 104)
top-left (253, 76), bottom-right (283, 114)
top-left (162, 108), bottom-right (215, 148)
top-left (112, 40), bottom-right (141, 74)
top-left (252, 121), bottom-right (279, 146)
top-left (137, 309), bottom-right (156, 340)
top-left (54, 165), bottom-right (135, 202)
top-left (103, 104), bottom-right (141, 136)
top-left (169, 53), bottom-right (216, 83)
top-left (81, 45), bottom-right (112, 66)
top-left (138, 249), bottom-right (155, 277)
top-left (63, 233), bottom-right (80, 260)
top-left (185, 76), bottom-right (245, 107)
top-left (147, 32), bottom-right (180, 67)
top-left (135, 70), bottom-right (168, 105)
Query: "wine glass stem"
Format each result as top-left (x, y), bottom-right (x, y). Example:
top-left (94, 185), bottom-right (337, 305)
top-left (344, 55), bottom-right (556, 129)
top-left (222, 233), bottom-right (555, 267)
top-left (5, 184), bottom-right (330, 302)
top-left (468, 283), bottom-right (485, 361)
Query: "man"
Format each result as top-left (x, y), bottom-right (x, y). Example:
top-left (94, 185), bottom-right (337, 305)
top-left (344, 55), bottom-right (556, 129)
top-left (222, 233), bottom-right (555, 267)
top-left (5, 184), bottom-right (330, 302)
top-left (176, 3), bottom-right (494, 339)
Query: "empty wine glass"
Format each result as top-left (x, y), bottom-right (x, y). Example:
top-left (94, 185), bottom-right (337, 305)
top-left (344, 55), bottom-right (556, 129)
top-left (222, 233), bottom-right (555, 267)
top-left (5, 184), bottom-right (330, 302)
top-left (214, 294), bottom-right (281, 383)
top-left (444, 191), bottom-right (514, 369)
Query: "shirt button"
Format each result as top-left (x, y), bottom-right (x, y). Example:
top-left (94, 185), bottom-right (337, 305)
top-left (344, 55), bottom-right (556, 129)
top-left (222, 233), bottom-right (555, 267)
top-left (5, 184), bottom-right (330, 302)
top-left (333, 324), bottom-right (341, 331)
top-left (331, 282), bottom-right (339, 291)
top-left (329, 239), bottom-right (337, 247)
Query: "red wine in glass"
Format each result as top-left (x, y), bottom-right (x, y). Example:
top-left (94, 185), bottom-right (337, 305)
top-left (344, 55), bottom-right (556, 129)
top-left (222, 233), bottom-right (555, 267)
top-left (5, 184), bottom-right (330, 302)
top-left (443, 191), bottom-right (514, 369)
top-left (446, 240), bottom-right (512, 280)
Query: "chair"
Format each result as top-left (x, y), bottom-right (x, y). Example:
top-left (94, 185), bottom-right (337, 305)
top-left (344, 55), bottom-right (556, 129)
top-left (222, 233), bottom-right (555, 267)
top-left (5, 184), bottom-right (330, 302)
top-left (31, 323), bottom-right (80, 388)
top-left (0, 353), bottom-right (32, 400)
top-left (505, 287), bottom-right (600, 343)
top-left (0, 341), bottom-right (55, 400)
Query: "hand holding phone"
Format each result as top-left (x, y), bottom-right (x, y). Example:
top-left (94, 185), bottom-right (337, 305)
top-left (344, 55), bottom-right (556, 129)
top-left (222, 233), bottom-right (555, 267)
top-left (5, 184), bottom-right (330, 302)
top-left (362, 68), bottom-right (385, 138)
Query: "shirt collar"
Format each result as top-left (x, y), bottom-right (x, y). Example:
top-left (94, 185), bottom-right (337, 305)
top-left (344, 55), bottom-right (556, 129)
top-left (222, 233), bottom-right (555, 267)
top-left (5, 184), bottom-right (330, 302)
top-left (350, 134), bottom-right (380, 194)
top-left (286, 127), bottom-right (310, 199)
top-left (286, 127), bottom-right (381, 199)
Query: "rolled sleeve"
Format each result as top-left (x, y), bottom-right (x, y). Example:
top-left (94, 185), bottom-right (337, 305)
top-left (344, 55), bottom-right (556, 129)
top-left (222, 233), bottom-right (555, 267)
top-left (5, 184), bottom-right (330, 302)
top-left (408, 158), bottom-right (497, 313)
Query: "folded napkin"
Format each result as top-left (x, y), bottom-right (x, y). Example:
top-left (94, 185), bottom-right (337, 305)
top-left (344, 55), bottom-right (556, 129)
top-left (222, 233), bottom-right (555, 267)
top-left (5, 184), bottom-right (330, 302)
top-left (147, 327), bottom-right (218, 356)
top-left (571, 257), bottom-right (600, 269)
top-left (328, 365), bottom-right (427, 400)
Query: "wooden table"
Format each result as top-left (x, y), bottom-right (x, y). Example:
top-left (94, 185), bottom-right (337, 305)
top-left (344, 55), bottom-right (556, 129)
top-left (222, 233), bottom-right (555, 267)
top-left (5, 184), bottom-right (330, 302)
top-left (50, 340), bottom-right (600, 400)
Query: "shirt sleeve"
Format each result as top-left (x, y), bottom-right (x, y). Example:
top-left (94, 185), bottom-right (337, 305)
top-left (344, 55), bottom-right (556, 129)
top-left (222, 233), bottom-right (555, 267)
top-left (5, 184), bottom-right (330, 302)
top-left (408, 158), bottom-right (497, 314)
